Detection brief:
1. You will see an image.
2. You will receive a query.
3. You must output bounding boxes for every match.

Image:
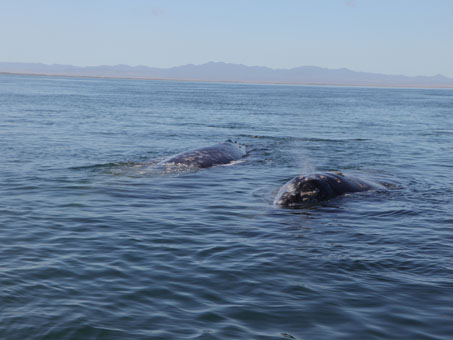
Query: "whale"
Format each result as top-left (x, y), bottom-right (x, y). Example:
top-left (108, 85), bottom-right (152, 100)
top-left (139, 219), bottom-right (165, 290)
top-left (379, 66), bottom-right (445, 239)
top-left (274, 172), bottom-right (374, 208)
top-left (157, 140), bottom-right (246, 170)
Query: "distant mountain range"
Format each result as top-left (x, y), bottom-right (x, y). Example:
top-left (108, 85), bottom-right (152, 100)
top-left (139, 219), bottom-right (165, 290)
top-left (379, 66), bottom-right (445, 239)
top-left (1, 61), bottom-right (453, 88)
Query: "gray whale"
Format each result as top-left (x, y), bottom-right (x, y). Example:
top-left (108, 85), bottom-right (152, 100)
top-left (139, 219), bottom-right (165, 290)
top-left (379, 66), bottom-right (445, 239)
top-left (274, 172), bottom-right (374, 208)
top-left (157, 140), bottom-right (246, 169)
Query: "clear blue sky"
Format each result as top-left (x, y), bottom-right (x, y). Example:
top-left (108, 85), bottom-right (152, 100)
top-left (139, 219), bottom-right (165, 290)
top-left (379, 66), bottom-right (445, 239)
top-left (1, 0), bottom-right (452, 77)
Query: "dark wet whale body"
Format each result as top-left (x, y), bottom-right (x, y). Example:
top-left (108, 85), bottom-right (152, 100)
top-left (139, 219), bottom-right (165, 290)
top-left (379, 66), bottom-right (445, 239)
top-left (157, 140), bottom-right (246, 170)
top-left (274, 172), bottom-right (374, 208)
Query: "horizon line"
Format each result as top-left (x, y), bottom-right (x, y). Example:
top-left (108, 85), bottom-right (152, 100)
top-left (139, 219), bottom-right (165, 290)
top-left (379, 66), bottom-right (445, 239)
top-left (2, 71), bottom-right (453, 90)
top-left (0, 60), bottom-right (451, 80)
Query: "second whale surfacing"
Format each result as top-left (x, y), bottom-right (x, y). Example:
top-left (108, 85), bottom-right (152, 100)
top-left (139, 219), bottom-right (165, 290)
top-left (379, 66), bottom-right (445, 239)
top-left (274, 172), bottom-right (375, 208)
top-left (156, 140), bottom-right (247, 170)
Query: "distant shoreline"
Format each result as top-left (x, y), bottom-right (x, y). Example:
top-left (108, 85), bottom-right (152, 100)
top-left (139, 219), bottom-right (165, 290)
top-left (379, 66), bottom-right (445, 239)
top-left (2, 71), bottom-right (453, 89)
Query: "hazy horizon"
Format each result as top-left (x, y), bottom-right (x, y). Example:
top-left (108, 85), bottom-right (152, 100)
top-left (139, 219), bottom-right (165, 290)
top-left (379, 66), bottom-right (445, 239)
top-left (1, 1), bottom-right (453, 78)
top-left (3, 60), bottom-right (453, 89)
top-left (1, 60), bottom-right (452, 79)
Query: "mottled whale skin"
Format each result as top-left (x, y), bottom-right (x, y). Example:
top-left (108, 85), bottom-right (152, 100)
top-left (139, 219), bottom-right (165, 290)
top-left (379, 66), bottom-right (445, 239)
top-left (274, 172), bottom-right (373, 208)
top-left (157, 140), bottom-right (246, 169)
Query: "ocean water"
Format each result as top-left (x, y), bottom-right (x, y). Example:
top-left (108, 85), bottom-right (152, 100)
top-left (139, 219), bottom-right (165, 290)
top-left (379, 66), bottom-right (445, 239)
top-left (1, 74), bottom-right (452, 340)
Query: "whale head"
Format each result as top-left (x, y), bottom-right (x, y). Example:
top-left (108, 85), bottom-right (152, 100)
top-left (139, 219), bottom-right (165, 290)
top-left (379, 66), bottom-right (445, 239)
top-left (274, 175), bottom-right (333, 208)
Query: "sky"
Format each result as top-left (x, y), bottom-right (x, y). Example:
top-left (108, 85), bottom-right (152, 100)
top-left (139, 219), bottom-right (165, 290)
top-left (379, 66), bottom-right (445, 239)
top-left (1, 0), bottom-right (452, 77)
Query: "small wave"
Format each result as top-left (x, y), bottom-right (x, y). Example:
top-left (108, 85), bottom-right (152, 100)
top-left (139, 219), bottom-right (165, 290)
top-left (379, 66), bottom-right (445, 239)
top-left (221, 159), bottom-right (246, 166)
top-left (69, 161), bottom-right (145, 172)
top-left (364, 208), bottom-right (419, 218)
top-left (238, 134), bottom-right (371, 143)
top-left (71, 157), bottom-right (247, 177)
top-left (70, 161), bottom-right (163, 177)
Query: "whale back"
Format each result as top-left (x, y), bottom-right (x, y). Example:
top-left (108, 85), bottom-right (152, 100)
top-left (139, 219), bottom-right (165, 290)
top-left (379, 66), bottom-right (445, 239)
top-left (158, 140), bottom-right (246, 169)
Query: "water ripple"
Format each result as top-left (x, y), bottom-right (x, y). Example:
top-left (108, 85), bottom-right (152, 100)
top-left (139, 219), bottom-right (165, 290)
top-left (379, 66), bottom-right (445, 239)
top-left (2, 76), bottom-right (453, 339)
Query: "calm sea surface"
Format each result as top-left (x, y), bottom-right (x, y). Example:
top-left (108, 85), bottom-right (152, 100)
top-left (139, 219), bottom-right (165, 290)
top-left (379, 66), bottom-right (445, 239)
top-left (1, 74), bottom-right (453, 339)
